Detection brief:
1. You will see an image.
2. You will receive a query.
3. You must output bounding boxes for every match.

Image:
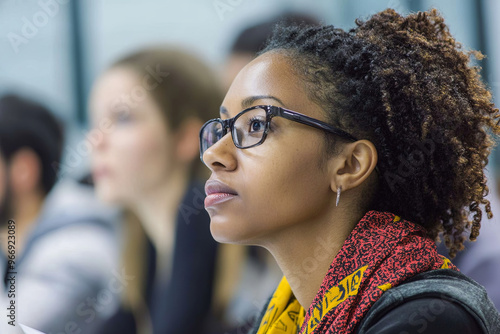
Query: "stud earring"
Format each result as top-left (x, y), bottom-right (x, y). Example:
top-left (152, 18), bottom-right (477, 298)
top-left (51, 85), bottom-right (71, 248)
top-left (336, 186), bottom-right (342, 207)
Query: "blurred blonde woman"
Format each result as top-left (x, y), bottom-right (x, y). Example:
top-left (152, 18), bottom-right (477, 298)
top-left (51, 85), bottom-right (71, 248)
top-left (89, 48), bottom-right (222, 334)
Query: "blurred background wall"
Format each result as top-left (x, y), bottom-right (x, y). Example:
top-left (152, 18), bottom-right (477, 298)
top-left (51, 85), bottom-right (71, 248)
top-left (0, 0), bottom-right (498, 178)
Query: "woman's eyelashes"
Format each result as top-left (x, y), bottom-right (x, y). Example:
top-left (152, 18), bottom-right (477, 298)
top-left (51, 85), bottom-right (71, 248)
top-left (246, 116), bottom-right (266, 133)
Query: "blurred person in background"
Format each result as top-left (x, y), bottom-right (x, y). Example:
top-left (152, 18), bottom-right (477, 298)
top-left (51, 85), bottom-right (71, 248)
top-left (0, 94), bottom-right (120, 334)
top-left (89, 47), bottom-right (222, 334)
top-left (221, 13), bottom-right (321, 91)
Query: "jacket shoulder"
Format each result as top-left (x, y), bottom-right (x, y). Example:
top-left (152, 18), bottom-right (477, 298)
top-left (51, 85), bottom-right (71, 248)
top-left (356, 269), bottom-right (500, 334)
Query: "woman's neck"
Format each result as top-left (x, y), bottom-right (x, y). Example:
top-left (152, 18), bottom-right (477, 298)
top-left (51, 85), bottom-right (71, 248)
top-left (130, 167), bottom-right (189, 278)
top-left (263, 207), bottom-right (361, 310)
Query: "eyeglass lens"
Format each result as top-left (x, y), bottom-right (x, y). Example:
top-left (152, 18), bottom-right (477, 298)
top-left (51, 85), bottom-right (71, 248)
top-left (201, 106), bottom-right (268, 157)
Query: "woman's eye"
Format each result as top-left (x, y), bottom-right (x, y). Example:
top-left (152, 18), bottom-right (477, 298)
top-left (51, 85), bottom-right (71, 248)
top-left (248, 119), bottom-right (266, 132)
top-left (114, 110), bottom-right (133, 124)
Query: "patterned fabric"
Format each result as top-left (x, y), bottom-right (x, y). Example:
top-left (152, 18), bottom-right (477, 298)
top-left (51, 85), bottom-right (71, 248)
top-left (255, 210), bottom-right (456, 334)
top-left (256, 276), bottom-right (305, 334)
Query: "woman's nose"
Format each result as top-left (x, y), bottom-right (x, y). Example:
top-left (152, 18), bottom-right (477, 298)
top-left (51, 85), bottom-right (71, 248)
top-left (202, 134), bottom-right (237, 172)
top-left (88, 124), bottom-right (108, 152)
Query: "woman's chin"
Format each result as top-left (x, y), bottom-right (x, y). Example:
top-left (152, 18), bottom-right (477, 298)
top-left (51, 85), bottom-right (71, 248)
top-left (209, 217), bottom-right (256, 245)
top-left (95, 186), bottom-right (126, 206)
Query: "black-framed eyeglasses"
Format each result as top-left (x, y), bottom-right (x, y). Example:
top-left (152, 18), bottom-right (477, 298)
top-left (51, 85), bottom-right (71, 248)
top-left (199, 105), bottom-right (359, 162)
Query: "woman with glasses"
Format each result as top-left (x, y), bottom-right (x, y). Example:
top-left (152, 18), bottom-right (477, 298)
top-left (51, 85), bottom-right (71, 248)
top-left (200, 9), bottom-right (500, 334)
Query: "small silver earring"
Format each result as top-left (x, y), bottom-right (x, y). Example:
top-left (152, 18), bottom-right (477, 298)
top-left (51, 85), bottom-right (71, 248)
top-left (336, 186), bottom-right (342, 207)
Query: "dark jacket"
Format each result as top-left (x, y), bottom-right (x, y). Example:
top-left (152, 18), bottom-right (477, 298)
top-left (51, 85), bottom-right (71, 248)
top-left (249, 269), bottom-right (500, 334)
top-left (99, 180), bottom-right (218, 334)
top-left (356, 269), bottom-right (500, 333)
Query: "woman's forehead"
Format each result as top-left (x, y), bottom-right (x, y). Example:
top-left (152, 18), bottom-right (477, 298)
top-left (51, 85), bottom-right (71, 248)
top-left (221, 52), bottom-right (320, 119)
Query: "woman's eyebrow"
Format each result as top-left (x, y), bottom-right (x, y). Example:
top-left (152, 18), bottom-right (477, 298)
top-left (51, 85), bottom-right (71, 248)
top-left (220, 106), bottom-right (229, 117)
top-left (241, 95), bottom-right (286, 109)
top-left (219, 95), bottom-right (287, 117)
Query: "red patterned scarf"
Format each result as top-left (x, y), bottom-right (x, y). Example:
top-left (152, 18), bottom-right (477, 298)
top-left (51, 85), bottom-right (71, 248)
top-left (256, 210), bottom-right (456, 334)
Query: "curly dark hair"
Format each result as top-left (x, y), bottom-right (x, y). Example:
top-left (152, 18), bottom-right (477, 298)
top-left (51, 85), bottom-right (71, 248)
top-left (261, 8), bottom-right (500, 258)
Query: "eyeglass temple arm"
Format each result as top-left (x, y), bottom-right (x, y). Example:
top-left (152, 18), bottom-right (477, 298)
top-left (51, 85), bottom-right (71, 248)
top-left (272, 106), bottom-right (380, 175)
top-left (272, 106), bottom-right (359, 142)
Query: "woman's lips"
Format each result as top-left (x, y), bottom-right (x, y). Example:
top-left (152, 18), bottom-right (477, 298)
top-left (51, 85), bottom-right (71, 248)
top-left (92, 167), bottom-right (111, 180)
top-left (204, 179), bottom-right (238, 208)
top-left (204, 192), bottom-right (237, 208)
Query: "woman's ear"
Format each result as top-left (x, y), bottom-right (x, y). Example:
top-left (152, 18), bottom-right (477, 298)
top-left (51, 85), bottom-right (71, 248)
top-left (174, 117), bottom-right (204, 163)
top-left (329, 140), bottom-right (378, 192)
